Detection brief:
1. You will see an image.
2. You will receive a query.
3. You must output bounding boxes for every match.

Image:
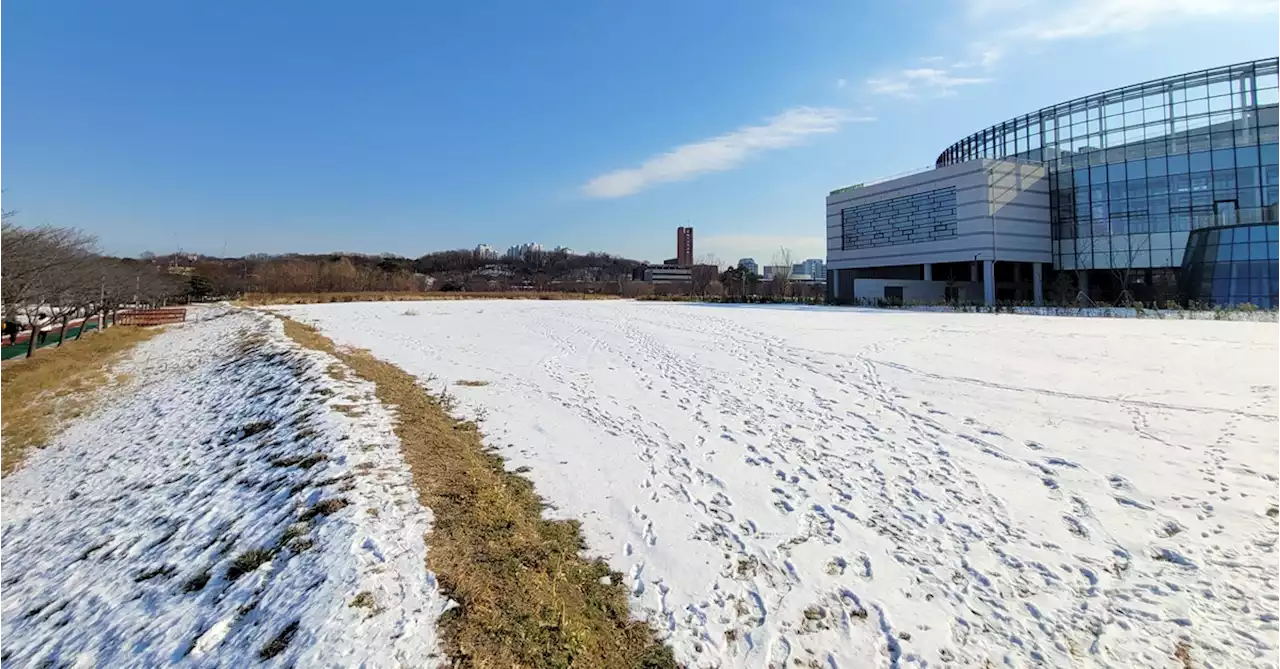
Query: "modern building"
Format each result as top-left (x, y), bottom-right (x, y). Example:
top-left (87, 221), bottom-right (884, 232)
top-left (794, 259), bottom-right (825, 279)
top-left (676, 227), bottom-right (694, 267)
top-left (738, 257), bottom-right (759, 275)
top-left (642, 265), bottom-right (693, 284)
top-left (762, 265), bottom-right (790, 281)
top-left (474, 244), bottom-right (498, 259)
top-left (827, 58), bottom-right (1279, 307)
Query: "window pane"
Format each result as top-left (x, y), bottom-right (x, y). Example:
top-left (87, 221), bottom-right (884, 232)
top-left (1239, 166), bottom-right (1262, 187)
top-left (1128, 178), bottom-right (1147, 199)
top-left (1259, 88), bottom-right (1279, 105)
top-left (1147, 155), bottom-right (1168, 176)
top-left (1239, 188), bottom-right (1262, 208)
top-left (1237, 146), bottom-right (1260, 167)
top-left (1212, 148), bottom-right (1236, 169)
top-left (1262, 142), bottom-right (1279, 166)
top-left (1189, 151), bottom-right (1213, 171)
top-left (1169, 154), bottom-right (1190, 174)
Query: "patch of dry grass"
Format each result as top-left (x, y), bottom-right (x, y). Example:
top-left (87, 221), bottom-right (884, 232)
top-left (279, 317), bottom-right (675, 669)
top-left (239, 291), bottom-right (620, 306)
top-left (1, 325), bottom-right (162, 475)
top-left (454, 379), bottom-right (490, 387)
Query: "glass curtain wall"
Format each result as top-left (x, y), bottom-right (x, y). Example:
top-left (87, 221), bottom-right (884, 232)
top-left (936, 58), bottom-right (1279, 305)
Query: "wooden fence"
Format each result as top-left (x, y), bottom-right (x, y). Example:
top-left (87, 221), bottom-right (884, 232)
top-left (116, 308), bottom-right (187, 326)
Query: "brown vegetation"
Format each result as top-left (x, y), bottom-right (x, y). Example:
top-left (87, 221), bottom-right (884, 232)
top-left (175, 248), bottom-right (645, 299)
top-left (1, 324), bottom-right (161, 474)
top-left (279, 317), bottom-right (675, 668)
top-left (239, 291), bottom-right (620, 306)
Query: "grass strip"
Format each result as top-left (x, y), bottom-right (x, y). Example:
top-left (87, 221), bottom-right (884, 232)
top-left (280, 317), bottom-right (676, 669)
top-left (1, 325), bottom-right (162, 474)
top-left (239, 291), bottom-right (620, 306)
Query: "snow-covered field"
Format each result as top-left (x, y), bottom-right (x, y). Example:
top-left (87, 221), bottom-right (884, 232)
top-left (1, 307), bottom-right (447, 667)
top-left (281, 300), bottom-right (1280, 669)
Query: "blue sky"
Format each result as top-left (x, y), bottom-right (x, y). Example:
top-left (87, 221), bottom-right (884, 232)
top-left (4, 0), bottom-right (1277, 264)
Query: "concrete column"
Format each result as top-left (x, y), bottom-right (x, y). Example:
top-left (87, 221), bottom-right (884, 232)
top-left (970, 262), bottom-right (979, 282)
top-left (831, 270), bottom-right (840, 299)
top-left (983, 260), bottom-right (996, 306)
top-left (1033, 263), bottom-right (1044, 306)
top-left (923, 263), bottom-right (933, 281)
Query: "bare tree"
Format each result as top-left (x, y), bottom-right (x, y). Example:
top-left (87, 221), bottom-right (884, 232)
top-left (691, 254), bottom-right (721, 295)
top-left (2, 223), bottom-right (101, 355)
top-left (771, 247), bottom-right (793, 297)
top-left (1109, 234), bottom-right (1150, 307)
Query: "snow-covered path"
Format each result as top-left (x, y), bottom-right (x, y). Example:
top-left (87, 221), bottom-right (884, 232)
top-left (1, 307), bottom-right (447, 667)
top-left (282, 300), bottom-right (1280, 669)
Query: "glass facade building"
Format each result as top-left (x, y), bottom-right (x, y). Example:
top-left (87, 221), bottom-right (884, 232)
top-left (936, 58), bottom-right (1279, 307)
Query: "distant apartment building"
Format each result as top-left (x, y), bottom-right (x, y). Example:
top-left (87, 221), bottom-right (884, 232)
top-left (798, 259), bottom-right (825, 278)
top-left (474, 244), bottom-right (498, 259)
top-left (762, 265), bottom-right (791, 281)
top-left (738, 258), bottom-right (759, 275)
top-left (789, 259), bottom-right (826, 280)
top-left (676, 227), bottom-right (694, 266)
top-left (505, 242), bottom-right (544, 260)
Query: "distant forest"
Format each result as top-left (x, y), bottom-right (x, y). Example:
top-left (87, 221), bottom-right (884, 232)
top-left (164, 248), bottom-right (648, 297)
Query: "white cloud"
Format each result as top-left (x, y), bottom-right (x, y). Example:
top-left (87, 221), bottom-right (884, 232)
top-left (1002, 0), bottom-right (1276, 40)
top-left (866, 68), bottom-right (991, 98)
top-left (581, 107), bottom-right (872, 199)
top-left (836, 78), bottom-right (847, 89)
top-left (866, 0), bottom-right (1272, 102)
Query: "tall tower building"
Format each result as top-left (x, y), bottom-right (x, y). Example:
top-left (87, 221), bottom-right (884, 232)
top-left (676, 226), bottom-right (693, 267)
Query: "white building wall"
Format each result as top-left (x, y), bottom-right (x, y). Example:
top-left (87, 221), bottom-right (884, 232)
top-left (826, 158), bottom-right (1051, 270)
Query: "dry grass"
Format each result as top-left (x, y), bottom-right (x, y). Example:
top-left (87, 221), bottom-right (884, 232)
top-left (1, 325), bottom-right (162, 475)
top-left (454, 379), bottom-right (490, 387)
top-left (1174, 641), bottom-right (1194, 669)
top-left (280, 317), bottom-right (675, 669)
top-left (239, 291), bottom-right (620, 306)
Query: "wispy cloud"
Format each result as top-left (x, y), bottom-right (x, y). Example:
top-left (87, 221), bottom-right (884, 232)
top-left (581, 107), bottom-right (873, 199)
top-left (865, 68), bottom-right (991, 98)
top-left (863, 0), bottom-right (1272, 101)
top-left (1000, 0), bottom-right (1275, 41)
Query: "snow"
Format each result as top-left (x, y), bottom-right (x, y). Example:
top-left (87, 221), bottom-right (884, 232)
top-left (1, 306), bottom-right (447, 667)
top-left (279, 300), bottom-right (1280, 669)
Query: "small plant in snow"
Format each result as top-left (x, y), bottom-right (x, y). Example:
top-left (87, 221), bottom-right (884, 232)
top-left (226, 548), bottom-right (273, 580)
top-left (259, 621), bottom-right (300, 660)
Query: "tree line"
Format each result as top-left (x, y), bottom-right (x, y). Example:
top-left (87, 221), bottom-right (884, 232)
top-left (2, 221), bottom-right (188, 356)
top-left (179, 248), bottom-right (647, 297)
